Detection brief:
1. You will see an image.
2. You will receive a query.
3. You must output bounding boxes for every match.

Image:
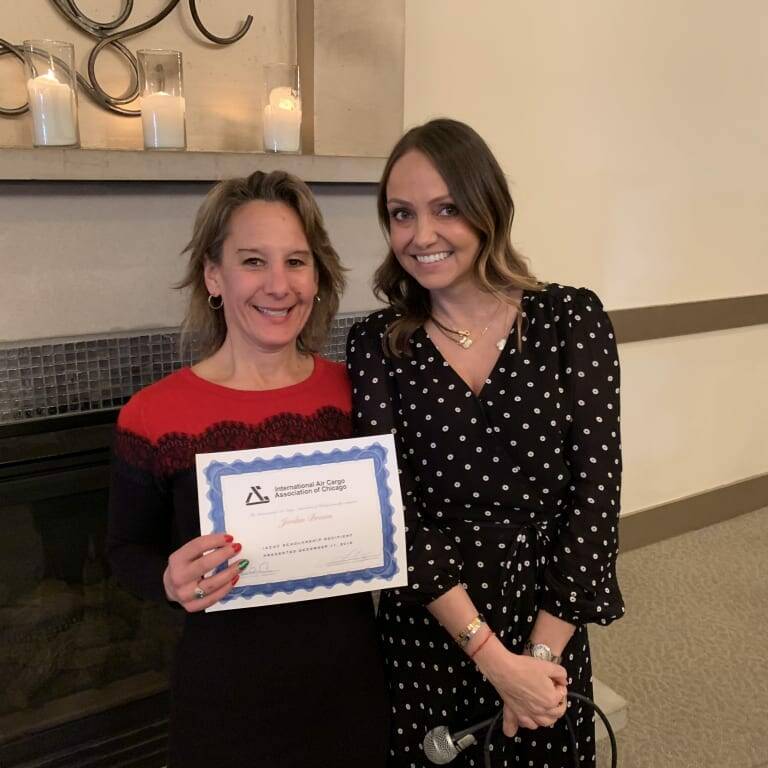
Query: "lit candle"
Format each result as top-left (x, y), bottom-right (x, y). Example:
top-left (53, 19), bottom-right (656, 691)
top-left (140, 91), bottom-right (186, 149)
top-left (263, 86), bottom-right (301, 152)
top-left (26, 70), bottom-right (78, 147)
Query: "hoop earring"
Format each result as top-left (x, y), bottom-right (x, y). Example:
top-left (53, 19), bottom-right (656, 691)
top-left (208, 294), bottom-right (223, 310)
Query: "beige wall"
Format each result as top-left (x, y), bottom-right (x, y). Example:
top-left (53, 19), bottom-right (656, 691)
top-left (404, 0), bottom-right (768, 306)
top-left (620, 325), bottom-right (768, 514)
top-left (0, 1), bottom-right (404, 156)
top-left (0, 181), bottom-right (383, 341)
top-left (0, 1), bottom-right (294, 151)
top-left (403, 0), bottom-right (768, 514)
top-left (2, 3), bottom-right (765, 518)
top-left (0, 3), bottom-right (401, 340)
top-left (311, 0), bottom-right (405, 156)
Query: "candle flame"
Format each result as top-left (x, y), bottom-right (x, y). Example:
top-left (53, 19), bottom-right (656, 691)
top-left (268, 86), bottom-right (299, 111)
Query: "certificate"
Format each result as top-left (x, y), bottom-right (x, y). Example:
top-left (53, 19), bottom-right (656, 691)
top-left (195, 434), bottom-right (407, 611)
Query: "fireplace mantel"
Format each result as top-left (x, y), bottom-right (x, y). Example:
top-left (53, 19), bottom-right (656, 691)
top-left (0, 148), bottom-right (386, 183)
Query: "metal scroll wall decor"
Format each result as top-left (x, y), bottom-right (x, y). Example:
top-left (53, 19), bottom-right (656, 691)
top-left (0, 0), bottom-right (253, 118)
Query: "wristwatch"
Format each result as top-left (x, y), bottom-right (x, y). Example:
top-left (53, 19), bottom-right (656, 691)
top-left (524, 641), bottom-right (562, 665)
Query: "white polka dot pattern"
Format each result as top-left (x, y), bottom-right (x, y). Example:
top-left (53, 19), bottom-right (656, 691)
top-left (346, 284), bottom-right (624, 766)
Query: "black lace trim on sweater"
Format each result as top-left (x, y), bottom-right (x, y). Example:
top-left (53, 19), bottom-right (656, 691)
top-left (113, 406), bottom-right (351, 478)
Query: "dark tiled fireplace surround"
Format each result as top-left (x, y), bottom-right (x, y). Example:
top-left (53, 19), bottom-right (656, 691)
top-left (0, 314), bottom-right (365, 425)
top-left (0, 314), bottom-right (367, 767)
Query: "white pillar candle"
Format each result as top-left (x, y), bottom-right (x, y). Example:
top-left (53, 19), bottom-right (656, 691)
top-left (26, 71), bottom-right (78, 147)
top-left (141, 91), bottom-right (186, 149)
top-left (263, 87), bottom-right (301, 152)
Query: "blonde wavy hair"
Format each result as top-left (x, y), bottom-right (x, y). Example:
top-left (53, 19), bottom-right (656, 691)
top-left (374, 118), bottom-right (541, 356)
top-left (177, 170), bottom-right (346, 358)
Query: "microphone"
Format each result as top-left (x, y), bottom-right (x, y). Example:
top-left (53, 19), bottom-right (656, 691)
top-left (422, 715), bottom-right (498, 764)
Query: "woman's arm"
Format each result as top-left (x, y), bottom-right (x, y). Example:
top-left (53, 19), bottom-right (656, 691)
top-left (527, 609), bottom-right (576, 657)
top-left (541, 289), bottom-right (625, 626)
top-left (347, 317), bottom-right (464, 603)
top-left (107, 420), bottom-right (176, 602)
top-left (428, 585), bottom-right (569, 735)
top-left (107, 402), bottom-right (244, 610)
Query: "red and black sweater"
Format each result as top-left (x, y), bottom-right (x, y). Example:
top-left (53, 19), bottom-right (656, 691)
top-left (106, 357), bottom-right (389, 766)
top-left (107, 357), bottom-right (352, 603)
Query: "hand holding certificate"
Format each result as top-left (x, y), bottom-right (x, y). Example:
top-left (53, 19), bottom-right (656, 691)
top-left (196, 433), bottom-right (407, 611)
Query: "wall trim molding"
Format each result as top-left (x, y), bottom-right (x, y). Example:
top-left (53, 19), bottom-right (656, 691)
top-left (620, 472), bottom-right (768, 552)
top-left (609, 293), bottom-right (768, 344)
top-left (0, 148), bottom-right (386, 183)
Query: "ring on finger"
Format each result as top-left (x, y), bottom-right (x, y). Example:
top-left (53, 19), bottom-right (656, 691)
top-left (194, 585), bottom-right (206, 599)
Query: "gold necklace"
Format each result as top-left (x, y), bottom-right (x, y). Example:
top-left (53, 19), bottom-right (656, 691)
top-left (430, 316), bottom-right (480, 349)
top-left (430, 303), bottom-right (509, 351)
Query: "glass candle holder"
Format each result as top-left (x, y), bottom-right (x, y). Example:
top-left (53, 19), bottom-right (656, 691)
top-left (22, 40), bottom-right (80, 148)
top-left (138, 49), bottom-right (186, 150)
top-left (263, 63), bottom-right (301, 153)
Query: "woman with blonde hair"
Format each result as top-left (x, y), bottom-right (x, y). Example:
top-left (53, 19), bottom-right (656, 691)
top-left (108, 170), bottom-right (388, 767)
top-left (347, 119), bottom-right (624, 766)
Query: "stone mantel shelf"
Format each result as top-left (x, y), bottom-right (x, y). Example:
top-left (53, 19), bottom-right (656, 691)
top-left (0, 147), bottom-right (386, 183)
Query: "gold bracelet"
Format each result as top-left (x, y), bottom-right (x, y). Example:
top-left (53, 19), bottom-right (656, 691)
top-left (455, 614), bottom-right (486, 649)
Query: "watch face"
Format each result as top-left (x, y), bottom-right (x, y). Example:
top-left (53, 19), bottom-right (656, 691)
top-left (531, 643), bottom-right (552, 661)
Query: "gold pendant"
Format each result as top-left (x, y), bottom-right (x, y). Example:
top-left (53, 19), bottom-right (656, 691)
top-left (458, 335), bottom-right (473, 349)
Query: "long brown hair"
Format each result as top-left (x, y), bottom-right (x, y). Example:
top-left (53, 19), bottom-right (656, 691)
top-left (177, 170), bottom-right (346, 358)
top-left (374, 118), bottom-right (540, 356)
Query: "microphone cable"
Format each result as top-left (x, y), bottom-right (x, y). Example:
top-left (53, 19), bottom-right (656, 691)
top-left (480, 690), bottom-right (617, 768)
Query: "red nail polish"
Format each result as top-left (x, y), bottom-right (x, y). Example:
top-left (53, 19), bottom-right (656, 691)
top-left (232, 542), bottom-right (242, 554)
top-left (231, 575), bottom-right (240, 586)
top-left (224, 534), bottom-right (234, 543)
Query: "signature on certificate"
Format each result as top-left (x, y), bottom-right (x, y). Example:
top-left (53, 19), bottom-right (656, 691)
top-left (278, 510), bottom-right (334, 528)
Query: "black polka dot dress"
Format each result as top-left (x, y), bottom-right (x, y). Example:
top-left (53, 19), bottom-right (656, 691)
top-left (346, 285), bottom-right (625, 767)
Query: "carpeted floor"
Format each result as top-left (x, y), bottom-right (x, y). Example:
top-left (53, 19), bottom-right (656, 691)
top-left (592, 506), bottom-right (768, 768)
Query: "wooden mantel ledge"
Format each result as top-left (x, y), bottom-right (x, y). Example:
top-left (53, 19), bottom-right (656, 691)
top-left (0, 147), bottom-right (386, 183)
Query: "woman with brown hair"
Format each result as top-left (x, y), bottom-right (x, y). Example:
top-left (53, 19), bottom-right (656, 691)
top-left (107, 170), bottom-right (388, 767)
top-left (347, 119), bottom-right (624, 766)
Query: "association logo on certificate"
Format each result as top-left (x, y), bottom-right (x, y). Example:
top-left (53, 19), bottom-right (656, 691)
top-left (196, 434), bottom-right (407, 610)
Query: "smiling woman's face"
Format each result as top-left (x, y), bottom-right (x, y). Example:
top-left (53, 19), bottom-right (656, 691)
top-left (385, 150), bottom-right (481, 297)
top-left (204, 200), bottom-right (318, 354)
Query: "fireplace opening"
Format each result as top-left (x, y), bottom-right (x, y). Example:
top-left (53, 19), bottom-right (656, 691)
top-left (0, 411), bottom-right (181, 768)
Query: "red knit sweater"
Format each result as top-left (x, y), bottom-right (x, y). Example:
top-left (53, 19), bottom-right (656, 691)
top-left (108, 356), bottom-right (352, 601)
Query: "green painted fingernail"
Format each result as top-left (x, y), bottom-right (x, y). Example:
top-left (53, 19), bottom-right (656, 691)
top-left (237, 559), bottom-right (249, 571)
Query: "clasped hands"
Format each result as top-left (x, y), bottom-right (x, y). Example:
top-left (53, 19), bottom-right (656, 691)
top-left (473, 635), bottom-right (568, 737)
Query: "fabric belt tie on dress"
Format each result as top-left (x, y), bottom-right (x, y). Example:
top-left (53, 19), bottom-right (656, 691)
top-left (487, 521), bottom-right (552, 651)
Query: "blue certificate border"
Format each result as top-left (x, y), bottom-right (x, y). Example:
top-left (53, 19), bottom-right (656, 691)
top-left (203, 442), bottom-right (400, 602)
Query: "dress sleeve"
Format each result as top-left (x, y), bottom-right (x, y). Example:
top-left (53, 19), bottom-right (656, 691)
top-left (346, 317), bottom-right (464, 606)
top-left (541, 289), bottom-right (625, 626)
top-left (107, 398), bottom-right (174, 603)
